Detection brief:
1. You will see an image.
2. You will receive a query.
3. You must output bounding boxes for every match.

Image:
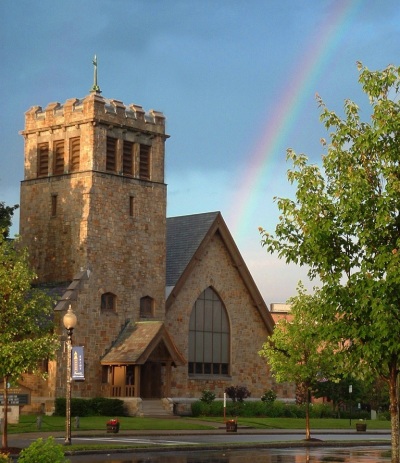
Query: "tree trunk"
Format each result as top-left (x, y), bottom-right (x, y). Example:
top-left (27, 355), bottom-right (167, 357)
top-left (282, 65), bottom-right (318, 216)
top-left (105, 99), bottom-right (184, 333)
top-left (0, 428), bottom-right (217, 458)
top-left (305, 387), bottom-right (311, 440)
top-left (388, 364), bottom-right (399, 463)
top-left (1, 376), bottom-right (8, 449)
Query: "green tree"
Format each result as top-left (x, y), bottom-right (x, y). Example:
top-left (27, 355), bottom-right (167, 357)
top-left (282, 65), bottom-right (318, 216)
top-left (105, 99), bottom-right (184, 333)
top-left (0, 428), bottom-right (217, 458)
top-left (0, 202), bottom-right (18, 238)
top-left (313, 376), bottom-right (360, 417)
top-left (259, 286), bottom-right (338, 440)
top-left (260, 62), bottom-right (400, 462)
top-left (0, 235), bottom-right (59, 450)
top-left (364, 377), bottom-right (390, 414)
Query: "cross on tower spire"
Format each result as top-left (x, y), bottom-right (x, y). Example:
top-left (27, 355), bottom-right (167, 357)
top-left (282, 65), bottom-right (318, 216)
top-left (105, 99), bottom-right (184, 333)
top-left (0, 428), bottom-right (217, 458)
top-left (90, 55), bottom-right (102, 94)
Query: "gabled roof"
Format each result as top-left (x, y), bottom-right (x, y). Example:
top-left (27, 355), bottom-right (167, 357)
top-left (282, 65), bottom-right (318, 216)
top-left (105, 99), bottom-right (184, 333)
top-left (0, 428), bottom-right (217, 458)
top-left (166, 211), bottom-right (274, 334)
top-left (166, 211), bottom-right (219, 287)
top-left (53, 270), bottom-right (91, 312)
top-left (101, 321), bottom-right (186, 366)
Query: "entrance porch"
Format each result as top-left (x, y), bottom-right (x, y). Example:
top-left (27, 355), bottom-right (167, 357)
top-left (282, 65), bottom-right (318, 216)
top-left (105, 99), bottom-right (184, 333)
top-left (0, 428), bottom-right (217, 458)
top-left (101, 321), bottom-right (185, 399)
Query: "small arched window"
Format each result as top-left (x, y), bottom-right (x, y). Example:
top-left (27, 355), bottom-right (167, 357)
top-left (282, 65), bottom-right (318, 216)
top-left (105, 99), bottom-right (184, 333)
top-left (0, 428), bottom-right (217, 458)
top-left (101, 292), bottom-right (116, 312)
top-left (188, 287), bottom-right (230, 376)
top-left (140, 296), bottom-right (154, 318)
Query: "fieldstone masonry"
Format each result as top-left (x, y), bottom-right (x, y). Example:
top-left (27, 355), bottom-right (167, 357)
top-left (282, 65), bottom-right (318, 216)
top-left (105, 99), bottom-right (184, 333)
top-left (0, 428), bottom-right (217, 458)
top-left (16, 88), bottom-right (293, 415)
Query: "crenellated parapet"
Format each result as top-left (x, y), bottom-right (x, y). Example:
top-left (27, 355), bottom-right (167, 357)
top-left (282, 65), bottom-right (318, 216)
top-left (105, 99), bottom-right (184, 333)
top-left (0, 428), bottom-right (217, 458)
top-left (20, 91), bottom-right (168, 185)
top-left (22, 93), bottom-right (166, 137)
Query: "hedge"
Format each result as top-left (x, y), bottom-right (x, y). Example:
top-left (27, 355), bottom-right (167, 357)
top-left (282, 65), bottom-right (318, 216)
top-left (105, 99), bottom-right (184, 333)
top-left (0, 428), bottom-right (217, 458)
top-left (191, 400), bottom-right (371, 419)
top-left (54, 397), bottom-right (125, 417)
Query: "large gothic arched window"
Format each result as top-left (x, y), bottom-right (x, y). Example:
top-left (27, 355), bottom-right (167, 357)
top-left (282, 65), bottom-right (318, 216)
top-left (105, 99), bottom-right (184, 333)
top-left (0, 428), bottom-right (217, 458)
top-left (188, 287), bottom-right (230, 376)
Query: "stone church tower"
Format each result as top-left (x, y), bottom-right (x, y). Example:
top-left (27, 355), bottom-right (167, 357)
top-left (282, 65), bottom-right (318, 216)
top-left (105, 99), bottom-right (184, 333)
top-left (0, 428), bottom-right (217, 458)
top-left (18, 73), bottom-right (174, 410)
top-left (19, 84), bottom-right (168, 322)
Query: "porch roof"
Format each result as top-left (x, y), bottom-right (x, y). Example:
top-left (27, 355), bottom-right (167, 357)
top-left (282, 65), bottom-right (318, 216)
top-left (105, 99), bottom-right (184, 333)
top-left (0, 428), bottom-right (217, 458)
top-left (100, 321), bottom-right (186, 367)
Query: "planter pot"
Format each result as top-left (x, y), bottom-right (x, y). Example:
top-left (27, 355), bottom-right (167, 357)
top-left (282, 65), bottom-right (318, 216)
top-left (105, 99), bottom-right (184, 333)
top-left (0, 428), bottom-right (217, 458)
top-left (356, 423), bottom-right (367, 432)
top-left (106, 424), bottom-right (120, 433)
top-left (226, 420), bottom-right (237, 432)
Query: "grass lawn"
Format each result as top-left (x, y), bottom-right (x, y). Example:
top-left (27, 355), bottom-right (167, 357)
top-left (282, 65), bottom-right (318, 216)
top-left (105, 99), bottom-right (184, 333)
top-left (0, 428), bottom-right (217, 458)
top-left (7, 415), bottom-right (391, 434)
top-left (8, 415), bottom-right (215, 433)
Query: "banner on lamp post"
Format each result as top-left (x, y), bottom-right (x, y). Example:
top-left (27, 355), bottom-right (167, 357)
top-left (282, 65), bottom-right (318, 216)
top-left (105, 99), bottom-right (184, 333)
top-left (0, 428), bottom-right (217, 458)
top-left (72, 346), bottom-right (85, 381)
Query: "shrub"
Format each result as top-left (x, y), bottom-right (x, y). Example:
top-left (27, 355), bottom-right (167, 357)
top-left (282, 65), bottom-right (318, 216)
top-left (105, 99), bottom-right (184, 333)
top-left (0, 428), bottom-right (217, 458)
top-left (92, 397), bottom-right (125, 416)
top-left (209, 401), bottom-right (223, 416)
top-left (225, 385), bottom-right (251, 402)
top-left (247, 401), bottom-right (268, 417)
top-left (0, 453), bottom-right (11, 463)
top-left (282, 403), bottom-right (304, 418)
top-left (200, 390), bottom-right (216, 404)
top-left (191, 399), bottom-right (344, 419)
top-left (18, 437), bottom-right (68, 463)
top-left (191, 401), bottom-right (209, 417)
top-left (54, 397), bottom-right (125, 417)
top-left (309, 403), bottom-right (335, 418)
top-left (263, 400), bottom-right (286, 417)
top-left (261, 389), bottom-right (277, 403)
top-left (90, 397), bottom-right (109, 415)
top-left (226, 401), bottom-right (245, 416)
top-left (378, 410), bottom-right (390, 421)
top-left (54, 398), bottom-right (91, 416)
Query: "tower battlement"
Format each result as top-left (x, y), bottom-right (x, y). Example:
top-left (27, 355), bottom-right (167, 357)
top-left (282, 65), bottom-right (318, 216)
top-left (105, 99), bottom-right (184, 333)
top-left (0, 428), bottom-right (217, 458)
top-left (22, 93), bottom-right (166, 136)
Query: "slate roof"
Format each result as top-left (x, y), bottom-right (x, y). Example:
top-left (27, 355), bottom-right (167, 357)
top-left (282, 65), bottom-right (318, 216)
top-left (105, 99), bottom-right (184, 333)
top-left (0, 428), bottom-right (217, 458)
top-left (35, 281), bottom-right (71, 303)
top-left (166, 211), bottom-right (219, 287)
top-left (101, 321), bottom-right (185, 366)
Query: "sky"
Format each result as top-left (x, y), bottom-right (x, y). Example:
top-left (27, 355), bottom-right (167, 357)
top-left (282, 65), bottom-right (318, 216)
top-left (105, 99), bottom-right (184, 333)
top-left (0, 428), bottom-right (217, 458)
top-left (1, 0), bottom-right (399, 306)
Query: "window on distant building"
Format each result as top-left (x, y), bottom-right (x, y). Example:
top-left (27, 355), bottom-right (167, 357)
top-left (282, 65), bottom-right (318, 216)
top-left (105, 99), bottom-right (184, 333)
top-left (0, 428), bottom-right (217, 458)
top-left (188, 287), bottom-right (230, 376)
top-left (101, 292), bottom-right (116, 312)
top-left (53, 140), bottom-right (64, 175)
top-left (69, 137), bottom-right (80, 172)
top-left (123, 141), bottom-right (134, 176)
top-left (140, 296), bottom-right (154, 318)
top-left (106, 137), bottom-right (117, 172)
top-left (37, 142), bottom-right (49, 177)
top-left (139, 144), bottom-right (151, 180)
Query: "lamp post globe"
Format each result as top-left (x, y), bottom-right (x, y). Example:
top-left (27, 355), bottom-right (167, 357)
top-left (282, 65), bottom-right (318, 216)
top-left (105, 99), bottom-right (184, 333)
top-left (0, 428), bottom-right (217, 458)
top-left (63, 305), bottom-right (77, 445)
top-left (63, 306), bottom-right (77, 333)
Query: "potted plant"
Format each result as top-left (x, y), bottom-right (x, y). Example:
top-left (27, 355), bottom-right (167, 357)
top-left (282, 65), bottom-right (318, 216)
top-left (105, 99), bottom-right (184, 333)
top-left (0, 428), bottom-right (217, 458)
top-left (356, 419), bottom-right (367, 432)
top-left (106, 418), bottom-right (120, 433)
top-left (226, 418), bottom-right (237, 432)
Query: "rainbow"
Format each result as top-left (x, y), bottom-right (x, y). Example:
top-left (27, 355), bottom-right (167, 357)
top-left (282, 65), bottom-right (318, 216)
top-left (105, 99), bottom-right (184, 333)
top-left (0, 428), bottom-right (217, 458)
top-left (229, 0), bottom-right (362, 244)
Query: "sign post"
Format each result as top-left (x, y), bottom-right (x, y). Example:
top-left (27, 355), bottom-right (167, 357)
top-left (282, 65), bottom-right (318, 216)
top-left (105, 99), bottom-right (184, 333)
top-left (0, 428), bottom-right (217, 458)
top-left (349, 384), bottom-right (353, 426)
top-left (223, 392), bottom-right (226, 423)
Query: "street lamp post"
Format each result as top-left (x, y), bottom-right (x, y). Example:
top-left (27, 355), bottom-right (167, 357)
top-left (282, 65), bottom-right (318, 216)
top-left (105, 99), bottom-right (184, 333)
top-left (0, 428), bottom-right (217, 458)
top-left (63, 305), bottom-right (77, 445)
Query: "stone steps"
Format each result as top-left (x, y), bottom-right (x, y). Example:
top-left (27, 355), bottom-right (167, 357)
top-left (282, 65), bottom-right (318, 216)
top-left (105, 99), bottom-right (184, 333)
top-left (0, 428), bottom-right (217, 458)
top-left (140, 399), bottom-right (172, 417)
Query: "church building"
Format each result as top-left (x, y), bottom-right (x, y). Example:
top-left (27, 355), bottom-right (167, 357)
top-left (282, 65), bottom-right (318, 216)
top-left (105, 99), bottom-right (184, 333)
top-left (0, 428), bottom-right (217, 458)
top-left (17, 73), bottom-right (287, 415)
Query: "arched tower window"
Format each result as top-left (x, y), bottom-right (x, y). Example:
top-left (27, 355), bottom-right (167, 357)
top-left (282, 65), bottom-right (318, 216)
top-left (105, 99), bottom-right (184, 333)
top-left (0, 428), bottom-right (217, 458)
top-left (140, 296), bottom-right (154, 318)
top-left (101, 292), bottom-right (116, 312)
top-left (188, 287), bottom-right (230, 376)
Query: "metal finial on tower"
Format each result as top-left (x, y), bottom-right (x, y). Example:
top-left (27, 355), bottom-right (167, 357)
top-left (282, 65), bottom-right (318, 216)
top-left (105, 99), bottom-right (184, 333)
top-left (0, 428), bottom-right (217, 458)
top-left (90, 55), bottom-right (102, 94)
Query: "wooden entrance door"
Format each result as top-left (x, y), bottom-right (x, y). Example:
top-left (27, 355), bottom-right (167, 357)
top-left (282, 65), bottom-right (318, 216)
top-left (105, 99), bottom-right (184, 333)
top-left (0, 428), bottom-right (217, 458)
top-left (140, 362), bottom-right (162, 398)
